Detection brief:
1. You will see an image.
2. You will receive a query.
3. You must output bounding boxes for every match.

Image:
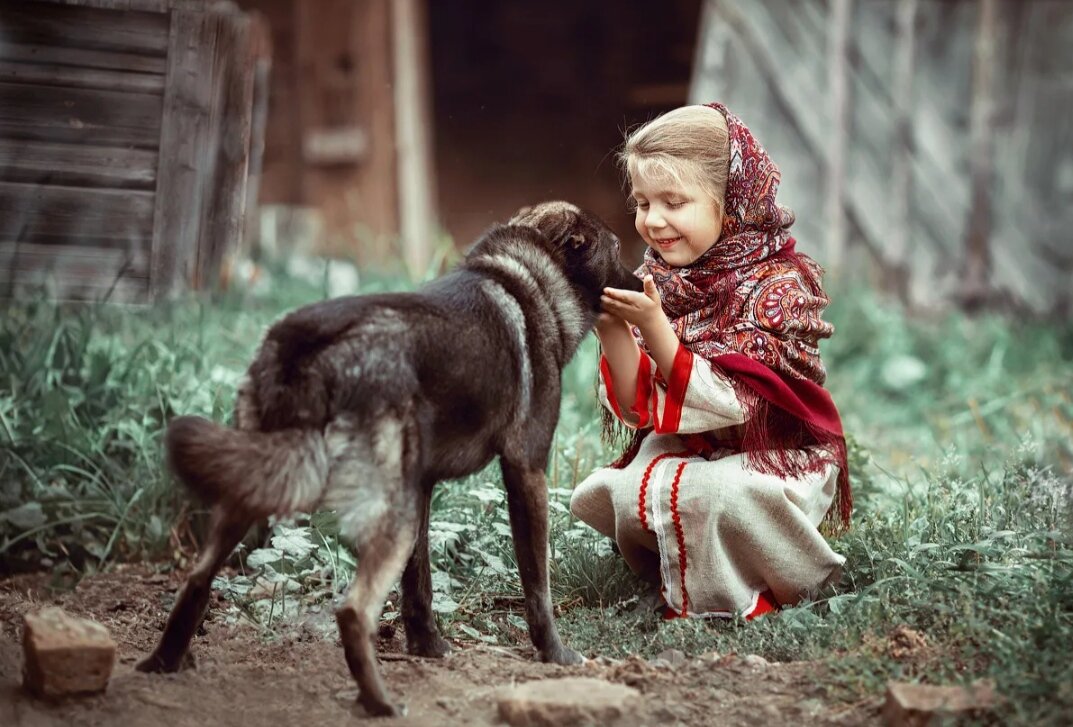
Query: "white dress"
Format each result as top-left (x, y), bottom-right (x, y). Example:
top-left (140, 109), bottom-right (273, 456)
top-left (570, 345), bottom-right (845, 618)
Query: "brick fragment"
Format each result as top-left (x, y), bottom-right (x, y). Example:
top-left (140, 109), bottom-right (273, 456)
top-left (22, 607), bottom-right (117, 698)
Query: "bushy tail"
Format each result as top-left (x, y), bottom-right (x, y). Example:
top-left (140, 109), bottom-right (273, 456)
top-left (165, 416), bottom-right (329, 518)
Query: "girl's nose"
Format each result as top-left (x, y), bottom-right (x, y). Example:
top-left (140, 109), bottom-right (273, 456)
top-left (646, 211), bottom-right (666, 228)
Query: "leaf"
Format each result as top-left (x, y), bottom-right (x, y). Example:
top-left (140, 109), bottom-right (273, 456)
top-left (456, 623), bottom-right (481, 640)
top-left (271, 526), bottom-right (315, 559)
top-left (432, 592), bottom-right (459, 614)
top-left (247, 547), bottom-right (283, 568)
top-left (1, 502), bottom-right (47, 530)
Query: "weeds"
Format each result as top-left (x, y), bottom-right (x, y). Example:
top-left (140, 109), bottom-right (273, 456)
top-left (1, 275), bottom-right (1071, 723)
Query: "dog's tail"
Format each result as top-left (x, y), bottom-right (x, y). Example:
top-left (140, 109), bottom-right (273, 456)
top-left (165, 416), bottom-right (328, 518)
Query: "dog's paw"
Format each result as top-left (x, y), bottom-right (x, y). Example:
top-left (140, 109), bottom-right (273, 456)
top-left (407, 635), bottom-right (452, 659)
top-left (541, 645), bottom-right (585, 666)
top-left (357, 694), bottom-right (407, 718)
top-left (135, 650), bottom-right (195, 673)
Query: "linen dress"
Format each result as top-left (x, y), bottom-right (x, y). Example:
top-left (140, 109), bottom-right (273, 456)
top-left (570, 344), bottom-right (845, 619)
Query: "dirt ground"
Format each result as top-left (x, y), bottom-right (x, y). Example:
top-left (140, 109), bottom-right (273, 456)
top-left (0, 566), bottom-right (876, 726)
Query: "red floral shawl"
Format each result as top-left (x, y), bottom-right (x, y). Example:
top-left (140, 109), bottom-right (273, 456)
top-left (615, 102), bottom-right (851, 533)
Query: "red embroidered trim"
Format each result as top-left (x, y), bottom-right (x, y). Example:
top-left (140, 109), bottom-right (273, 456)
top-left (669, 461), bottom-right (690, 616)
top-left (633, 354), bottom-right (653, 428)
top-left (599, 355), bottom-right (625, 422)
top-left (637, 451), bottom-right (690, 533)
top-left (653, 345), bottom-right (693, 434)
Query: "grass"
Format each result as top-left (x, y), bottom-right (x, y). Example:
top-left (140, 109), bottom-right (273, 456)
top-left (1, 271), bottom-right (1071, 723)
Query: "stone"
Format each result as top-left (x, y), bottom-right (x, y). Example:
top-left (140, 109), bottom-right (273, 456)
top-left (22, 607), bottom-right (117, 698)
top-left (741, 654), bottom-right (769, 668)
top-left (498, 677), bottom-right (641, 727)
top-left (654, 648), bottom-right (687, 668)
top-left (883, 680), bottom-right (1000, 726)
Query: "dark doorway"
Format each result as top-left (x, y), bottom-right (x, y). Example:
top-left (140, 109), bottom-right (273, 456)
top-left (428, 0), bottom-right (702, 259)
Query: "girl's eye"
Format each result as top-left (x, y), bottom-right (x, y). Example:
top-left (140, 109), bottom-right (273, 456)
top-left (635, 202), bottom-right (649, 211)
top-left (668, 200), bottom-right (687, 209)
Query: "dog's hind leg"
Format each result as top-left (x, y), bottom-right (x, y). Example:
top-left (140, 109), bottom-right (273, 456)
top-left (137, 509), bottom-right (254, 673)
top-left (400, 484), bottom-right (451, 658)
top-left (500, 460), bottom-right (583, 666)
top-left (336, 494), bottom-right (419, 717)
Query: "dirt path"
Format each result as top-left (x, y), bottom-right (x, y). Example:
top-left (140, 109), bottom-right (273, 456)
top-left (0, 567), bottom-right (875, 725)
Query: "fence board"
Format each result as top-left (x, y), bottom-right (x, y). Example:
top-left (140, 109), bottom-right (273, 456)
top-left (0, 82), bottom-right (162, 148)
top-left (150, 9), bottom-right (224, 297)
top-left (0, 3), bottom-right (169, 56)
top-left (0, 139), bottom-right (157, 189)
top-left (0, 42), bottom-right (167, 74)
top-left (0, 241), bottom-right (150, 278)
top-left (0, 181), bottom-right (154, 243)
top-left (0, 60), bottom-right (165, 94)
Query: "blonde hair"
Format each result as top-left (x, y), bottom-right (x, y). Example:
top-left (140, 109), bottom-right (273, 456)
top-left (618, 105), bottom-right (731, 212)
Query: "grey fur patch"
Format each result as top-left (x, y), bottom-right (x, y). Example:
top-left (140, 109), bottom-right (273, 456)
top-left (479, 244), bottom-right (585, 358)
top-left (478, 278), bottom-right (531, 422)
top-left (502, 241), bottom-right (585, 353)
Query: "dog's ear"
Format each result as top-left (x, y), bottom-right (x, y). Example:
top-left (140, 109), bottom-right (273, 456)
top-left (566, 232), bottom-right (588, 248)
top-left (510, 202), bottom-right (591, 251)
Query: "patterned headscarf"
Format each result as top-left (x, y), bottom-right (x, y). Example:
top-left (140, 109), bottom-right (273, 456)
top-left (622, 102), bottom-right (852, 532)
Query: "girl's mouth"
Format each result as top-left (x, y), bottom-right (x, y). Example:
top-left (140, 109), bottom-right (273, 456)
top-left (653, 237), bottom-right (681, 248)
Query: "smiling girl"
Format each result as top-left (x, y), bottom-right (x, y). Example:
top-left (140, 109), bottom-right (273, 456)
top-left (570, 103), bottom-right (852, 620)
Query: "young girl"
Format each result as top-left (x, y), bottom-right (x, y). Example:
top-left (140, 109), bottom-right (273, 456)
top-left (570, 103), bottom-right (851, 620)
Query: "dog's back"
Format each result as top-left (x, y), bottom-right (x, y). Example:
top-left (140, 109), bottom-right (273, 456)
top-left (166, 252), bottom-right (553, 520)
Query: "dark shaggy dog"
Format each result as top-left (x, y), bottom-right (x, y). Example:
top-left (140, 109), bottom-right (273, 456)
top-left (136, 201), bottom-right (642, 716)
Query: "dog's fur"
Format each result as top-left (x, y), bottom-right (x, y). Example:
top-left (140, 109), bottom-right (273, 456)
top-left (136, 201), bottom-right (642, 716)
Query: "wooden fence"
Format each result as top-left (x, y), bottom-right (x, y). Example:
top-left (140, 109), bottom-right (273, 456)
top-left (692, 0), bottom-right (1073, 314)
top-left (0, 0), bottom-right (267, 302)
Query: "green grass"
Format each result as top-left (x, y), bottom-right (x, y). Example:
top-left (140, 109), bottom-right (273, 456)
top-left (1, 273), bottom-right (1071, 724)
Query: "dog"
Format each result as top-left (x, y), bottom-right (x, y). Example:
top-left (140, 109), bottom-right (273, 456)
top-left (136, 201), bottom-right (643, 716)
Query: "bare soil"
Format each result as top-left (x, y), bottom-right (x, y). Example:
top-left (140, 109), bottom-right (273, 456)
top-left (0, 566), bottom-right (877, 725)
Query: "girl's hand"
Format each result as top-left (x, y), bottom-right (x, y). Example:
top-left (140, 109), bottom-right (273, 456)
top-left (601, 275), bottom-right (667, 334)
top-left (594, 312), bottom-right (630, 337)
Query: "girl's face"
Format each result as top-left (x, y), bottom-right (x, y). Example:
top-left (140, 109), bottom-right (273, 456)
top-left (631, 176), bottom-right (724, 267)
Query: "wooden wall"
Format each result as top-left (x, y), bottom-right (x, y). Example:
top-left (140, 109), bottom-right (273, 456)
top-left (0, 0), bottom-right (265, 301)
top-left (692, 0), bottom-right (1073, 314)
top-left (0, 1), bottom-right (168, 301)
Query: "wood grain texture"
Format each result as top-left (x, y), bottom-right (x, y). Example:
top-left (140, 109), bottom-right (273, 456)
top-left (0, 60), bottom-right (165, 94)
top-left (0, 3), bottom-right (169, 55)
top-left (0, 139), bottom-right (157, 189)
top-left (0, 181), bottom-right (154, 244)
top-left (0, 82), bottom-right (163, 148)
top-left (196, 11), bottom-right (255, 289)
top-left (149, 9), bottom-right (223, 298)
top-left (0, 43), bottom-right (167, 75)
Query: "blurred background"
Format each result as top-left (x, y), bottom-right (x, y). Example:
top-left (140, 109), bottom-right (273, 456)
top-left (1, 0), bottom-right (1071, 315)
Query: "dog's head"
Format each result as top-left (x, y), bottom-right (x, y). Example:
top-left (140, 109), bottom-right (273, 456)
top-left (509, 202), bottom-right (643, 307)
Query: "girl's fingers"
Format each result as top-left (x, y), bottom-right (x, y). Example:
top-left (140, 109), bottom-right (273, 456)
top-left (604, 287), bottom-right (646, 304)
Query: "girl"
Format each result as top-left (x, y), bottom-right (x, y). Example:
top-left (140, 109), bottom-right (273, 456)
top-left (570, 103), bottom-right (850, 620)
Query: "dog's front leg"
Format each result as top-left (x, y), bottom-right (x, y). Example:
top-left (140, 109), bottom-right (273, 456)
top-left (137, 510), bottom-right (254, 673)
top-left (500, 460), bottom-right (583, 666)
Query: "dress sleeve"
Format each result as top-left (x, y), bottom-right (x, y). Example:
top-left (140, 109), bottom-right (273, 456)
top-left (597, 346), bottom-right (746, 434)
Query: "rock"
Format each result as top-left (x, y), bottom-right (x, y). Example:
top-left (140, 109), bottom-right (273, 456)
top-left (498, 677), bottom-right (641, 727)
top-left (654, 648), bottom-right (687, 668)
top-left (883, 680), bottom-right (1000, 726)
top-left (22, 607), bottom-right (117, 698)
top-left (741, 654), bottom-right (769, 668)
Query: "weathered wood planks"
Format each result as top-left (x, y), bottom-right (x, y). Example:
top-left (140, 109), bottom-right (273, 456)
top-left (0, 139), bottom-right (157, 189)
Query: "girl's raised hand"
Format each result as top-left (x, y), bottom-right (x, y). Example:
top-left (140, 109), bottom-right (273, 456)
top-left (601, 275), bottom-right (667, 333)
